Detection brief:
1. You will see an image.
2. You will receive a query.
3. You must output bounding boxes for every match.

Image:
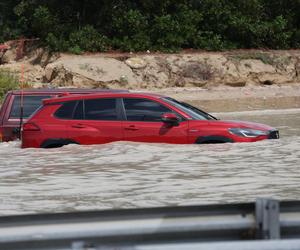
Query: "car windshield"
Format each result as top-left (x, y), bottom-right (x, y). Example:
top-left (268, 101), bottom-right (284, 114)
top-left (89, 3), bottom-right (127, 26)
top-left (162, 97), bottom-right (217, 120)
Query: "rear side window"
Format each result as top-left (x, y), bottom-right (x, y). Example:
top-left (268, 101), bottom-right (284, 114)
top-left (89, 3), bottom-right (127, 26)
top-left (54, 101), bottom-right (77, 119)
top-left (123, 98), bottom-right (171, 122)
top-left (54, 99), bottom-right (118, 120)
top-left (84, 98), bottom-right (117, 120)
top-left (9, 95), bottom-right (50, 119)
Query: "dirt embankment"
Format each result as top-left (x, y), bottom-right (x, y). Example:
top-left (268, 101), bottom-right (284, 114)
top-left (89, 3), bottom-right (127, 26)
top-left (1, 40), bottom-right (300, 111)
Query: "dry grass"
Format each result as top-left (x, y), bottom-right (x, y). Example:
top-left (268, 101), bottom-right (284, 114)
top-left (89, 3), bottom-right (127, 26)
top-left (181, 62), bottom-right (214, 80)
top-left (229, 52), bottom-right (274, 65)
top-left (0, 70), bottom-right (19, 102)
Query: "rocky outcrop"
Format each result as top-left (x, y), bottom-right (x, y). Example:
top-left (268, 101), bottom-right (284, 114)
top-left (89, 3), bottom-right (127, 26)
top-left (44, 57), bottom-right (141, 88)
top-left (1, 46), bottom-right (300, 89)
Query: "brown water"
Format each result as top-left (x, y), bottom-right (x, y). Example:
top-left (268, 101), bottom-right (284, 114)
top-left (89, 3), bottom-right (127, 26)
top-left (0, 109), bottom-right (299, 215)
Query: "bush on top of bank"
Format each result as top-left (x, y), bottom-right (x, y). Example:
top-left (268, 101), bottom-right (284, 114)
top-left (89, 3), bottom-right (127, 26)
top-left (0, 0), bottom-right (299, 52)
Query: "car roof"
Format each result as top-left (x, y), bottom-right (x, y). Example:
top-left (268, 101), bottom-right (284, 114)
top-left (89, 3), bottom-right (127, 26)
top-left (43, 92), bottom-right (165, 105)
top-left (8, 88), bottom-right (129, 95)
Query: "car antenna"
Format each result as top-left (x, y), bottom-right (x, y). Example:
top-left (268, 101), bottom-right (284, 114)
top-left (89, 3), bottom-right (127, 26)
top-left (18, 64), bottom-right (25, 140)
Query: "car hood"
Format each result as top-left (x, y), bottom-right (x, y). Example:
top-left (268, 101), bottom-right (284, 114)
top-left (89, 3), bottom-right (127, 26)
top-left (207, 120), bottom-right (275, 131)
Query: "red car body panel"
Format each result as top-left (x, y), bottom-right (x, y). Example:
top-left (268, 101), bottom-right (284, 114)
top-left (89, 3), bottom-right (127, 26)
top-left (21, 92), bottom-right (279, 148)
top-left (66, 120), bottom-right (123, 145)
top-left (123, 120), bottom-right (189, 144)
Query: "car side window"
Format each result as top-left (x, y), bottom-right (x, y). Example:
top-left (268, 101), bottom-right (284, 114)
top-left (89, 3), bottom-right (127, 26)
top-left (9, 95), bottom-right (50, 119)
top-left (123, 98), bottom-right (172, 122)
top-left (84, 98), bottom-right (118, 120)
top-left (54, 101), bottom-right (77, 119)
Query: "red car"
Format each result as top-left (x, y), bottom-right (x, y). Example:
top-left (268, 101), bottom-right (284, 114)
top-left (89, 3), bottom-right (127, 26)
top-left (21, 92), bottom-right (279, 148)
top-left (0, 88), bottom-right (128, 142)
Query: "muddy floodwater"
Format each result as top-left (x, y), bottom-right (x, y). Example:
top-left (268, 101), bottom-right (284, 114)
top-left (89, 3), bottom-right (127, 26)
top-left (0, 109), bottom-right (299, 215)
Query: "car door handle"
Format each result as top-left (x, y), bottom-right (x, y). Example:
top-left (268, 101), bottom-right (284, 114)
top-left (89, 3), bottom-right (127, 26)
top-left (71, 124), bottom-right (86, 129)
top-left (124, 125), bottom-right (139, 131)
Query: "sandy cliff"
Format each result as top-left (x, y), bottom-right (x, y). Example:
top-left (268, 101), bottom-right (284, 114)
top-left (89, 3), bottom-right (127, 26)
top-left (1, 41), bottom-right (300, 111)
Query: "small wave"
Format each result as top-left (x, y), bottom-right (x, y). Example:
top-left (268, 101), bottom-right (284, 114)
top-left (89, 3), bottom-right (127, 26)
top-left (0, 111), bottom-right (299, 215)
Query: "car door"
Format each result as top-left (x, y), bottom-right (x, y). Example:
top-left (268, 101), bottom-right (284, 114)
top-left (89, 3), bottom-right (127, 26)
top-left (65, 98), bottom-right (123, 145)
top-left (122, 98), bottom-right (189, 144)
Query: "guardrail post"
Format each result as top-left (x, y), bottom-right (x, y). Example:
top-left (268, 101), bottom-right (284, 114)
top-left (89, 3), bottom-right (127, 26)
top-left (256, 198), bottom-right (280, 239)
top-left (71, 241), bottom-right (97, 250)
top-left (71, 241), bottom-right (86, 250)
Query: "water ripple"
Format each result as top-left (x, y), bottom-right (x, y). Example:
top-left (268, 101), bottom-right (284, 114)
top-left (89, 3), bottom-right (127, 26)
top-left (0, 110), bottom-right (299, 215)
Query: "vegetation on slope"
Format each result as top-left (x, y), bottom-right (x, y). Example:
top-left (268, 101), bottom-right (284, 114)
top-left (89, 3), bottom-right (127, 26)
top-left (0, 70), bottom-right (19, 102)
top-left (0, 0), bottom-right (300, 52)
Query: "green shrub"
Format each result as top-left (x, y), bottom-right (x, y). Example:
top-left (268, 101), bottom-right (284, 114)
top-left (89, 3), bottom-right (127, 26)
top-left (193, 31), bottom-right (232, 51)
top-left (68, 25), bottom-right (109, 52)
top-left (0, 70), bottom-right (19, 102)
top-left (68, 45), bottom-right (83, 55)
top-left (150, 14), bottom-right (183, 51)
top-left (174, 7), bottom-right (203, 48)
top-left (0, 25), bottom-right (20, 43)
top-left (112, 35), bottom-right (151, 52)
top-left (2, 0), bottom-right (300, 52)
top-left (149, 6), bottom-right (204, 51)
top-left (227, 14), bottom-right (291, 49)
top-left (264, 16), bottom-right (292, 49)
top-left (291, 29), bottom-right (300, 48)
top-left (46, 33), bottom-right (69, 52)
top-left (111, 9), bottom-right (151, 51)
top-left (112, 9), bottom-right (149, 37)
top-left (31, 6), bottom-right (58, 38)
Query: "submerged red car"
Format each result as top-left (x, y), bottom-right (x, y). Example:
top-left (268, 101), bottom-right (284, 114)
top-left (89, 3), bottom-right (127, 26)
top-left (21, 92), bottom-right (279, 148)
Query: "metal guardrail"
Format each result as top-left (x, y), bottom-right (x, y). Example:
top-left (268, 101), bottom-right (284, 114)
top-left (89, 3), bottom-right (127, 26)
top-left (125, 240), bottom-right (300, 250)
top-left (0, 198), bottom-right (300, 249)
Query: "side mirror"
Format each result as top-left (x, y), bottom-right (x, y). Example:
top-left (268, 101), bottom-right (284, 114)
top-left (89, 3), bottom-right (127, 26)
top-left (161, 113), bottom-right (179, 125)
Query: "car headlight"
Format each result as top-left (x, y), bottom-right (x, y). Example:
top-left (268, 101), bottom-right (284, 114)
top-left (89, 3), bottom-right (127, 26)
top-left (228, 128), bottom-right (268, 138)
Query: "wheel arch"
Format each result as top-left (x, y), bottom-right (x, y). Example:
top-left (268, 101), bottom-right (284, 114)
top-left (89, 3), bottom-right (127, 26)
top-left (195, 136), bottom-right (234, 144)
top-left (41, 138), bottom-right (79, 148)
